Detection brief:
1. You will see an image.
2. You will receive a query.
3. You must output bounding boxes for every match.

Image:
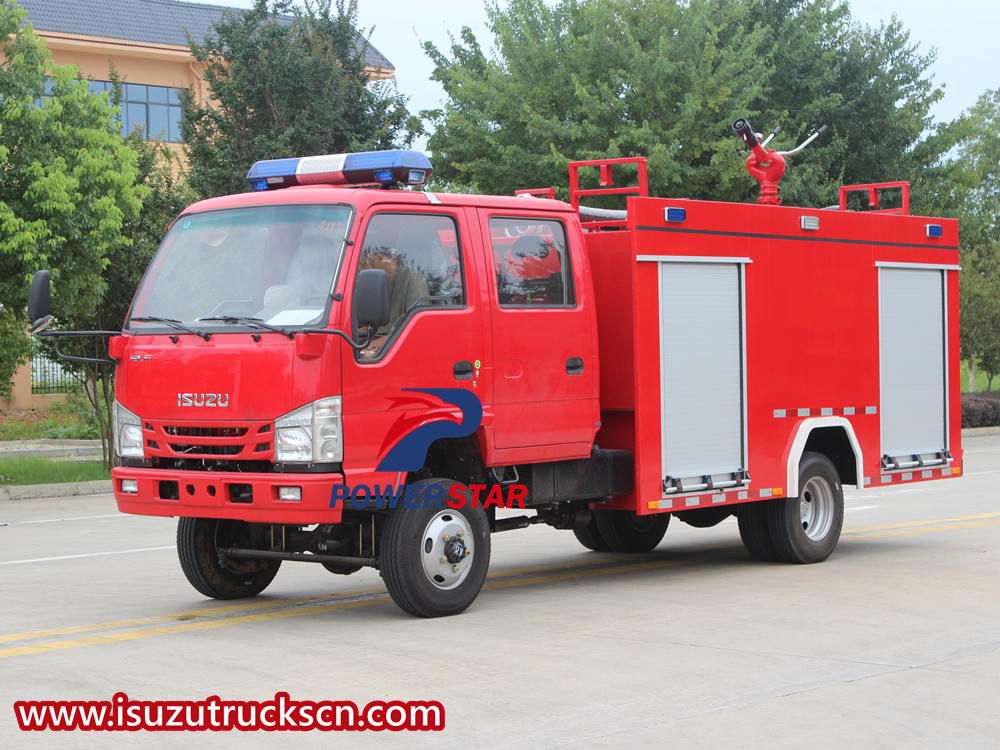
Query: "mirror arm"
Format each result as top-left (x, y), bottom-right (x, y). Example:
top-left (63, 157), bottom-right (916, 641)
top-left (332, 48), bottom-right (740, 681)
top-left (35, 330), bottom-right (120, 365)
top-left (300, 325), bottom-right (375, 350)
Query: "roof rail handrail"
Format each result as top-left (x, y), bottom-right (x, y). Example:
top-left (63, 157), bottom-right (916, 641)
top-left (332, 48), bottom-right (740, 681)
top-left (838, 181), bottom-right (910, 215)
top-left (568, 157), bottom-right (648, 230)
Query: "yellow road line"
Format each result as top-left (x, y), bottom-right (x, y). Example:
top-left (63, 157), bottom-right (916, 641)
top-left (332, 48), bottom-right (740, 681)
top-left (2, 512), bottom-right (996, 660)
top-left (0, 553), bottom-right (641, 645)
top-left (0, 599), bottom-right (383, 660)
top-left (842, 511), bottom-right (1000, 535)
top-left (0, 557), bottom-right (705, 660)
top-left (845, 519), bottom-right (1000, 541)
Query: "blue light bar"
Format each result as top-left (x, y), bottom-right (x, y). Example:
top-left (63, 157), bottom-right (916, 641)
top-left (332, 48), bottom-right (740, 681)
top-left (245, 150), bottom-right (433, 190)
top-left (665, 207), bottom-right (686, 223)
top-left (925, 224), bottom-right (943, 238)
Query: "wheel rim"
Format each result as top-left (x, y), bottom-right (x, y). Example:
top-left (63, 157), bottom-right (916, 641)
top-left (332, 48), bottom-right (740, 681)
top-left (799, 476), bottom-right (835, 541)
top-left (419, 511), bottom-right (475, 590)
top-left (212, 520), bottom-right (265, 574)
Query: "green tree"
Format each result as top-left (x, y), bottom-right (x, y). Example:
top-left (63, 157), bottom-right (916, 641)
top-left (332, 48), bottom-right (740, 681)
top-left (921, 90), bottom-right (1000, 391)
top-left (33, 134), bottom-right (190, 468)
top-left (423, 0), bottom-right (942, 206)
top-left (0, 1), bottom-right (143, 419)
top-left (182, 0), bottom-right (416, 198)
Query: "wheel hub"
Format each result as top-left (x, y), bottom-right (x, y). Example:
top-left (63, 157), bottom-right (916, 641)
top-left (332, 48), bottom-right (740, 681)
top-left (799, 475), bottom-right (835, 541)
top-left (444, 537), bottom-right (467, 564)
top-left (420, 511), bottom-right (475, 590)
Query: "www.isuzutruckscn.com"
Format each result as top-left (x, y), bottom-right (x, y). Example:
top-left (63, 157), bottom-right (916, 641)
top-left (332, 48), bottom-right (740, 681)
top-left (14, 692), bottom-right (445, 732)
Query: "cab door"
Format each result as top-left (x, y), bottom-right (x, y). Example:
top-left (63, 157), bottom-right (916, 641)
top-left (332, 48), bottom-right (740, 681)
top-left (480, 211), bottom-right (598, 456)
top-left (340, 208), bottom-right (490, 476)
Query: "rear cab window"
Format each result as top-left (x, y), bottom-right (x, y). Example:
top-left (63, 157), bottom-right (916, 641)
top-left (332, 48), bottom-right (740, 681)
top-left (488, 217), bottom-right (574, 307)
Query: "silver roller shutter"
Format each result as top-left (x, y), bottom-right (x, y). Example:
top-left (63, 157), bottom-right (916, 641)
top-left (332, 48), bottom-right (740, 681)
top-left (879, 267), bottom-right (946, 457)
top-left (659, 262), bottom-right (745, 483)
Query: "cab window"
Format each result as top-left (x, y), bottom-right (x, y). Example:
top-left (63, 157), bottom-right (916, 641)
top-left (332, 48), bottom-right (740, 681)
top-left (355, 212), bottom-right (464, 359)
top-left (489, 218), bottom-right (573, 307)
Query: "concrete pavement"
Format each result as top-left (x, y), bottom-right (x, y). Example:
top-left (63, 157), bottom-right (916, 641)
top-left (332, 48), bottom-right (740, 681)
top-left (1, 436), bottom-right (998, 747)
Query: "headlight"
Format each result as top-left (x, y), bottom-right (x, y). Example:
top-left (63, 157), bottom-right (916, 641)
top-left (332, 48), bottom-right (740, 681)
top-left (113, 400), bottom-right (144, 459)
top-left (274, 396), bottom-right (342, 463)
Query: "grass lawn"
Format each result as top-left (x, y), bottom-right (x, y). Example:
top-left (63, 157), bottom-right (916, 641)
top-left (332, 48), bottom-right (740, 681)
top-left (0, 456), bottom-right (109, 485)
top-left (0, 412), bottom-right (87, 440)
top-left (960, 360), bottom-right (1000, 393)
top-left (0, 395), bottom-right (99, 441)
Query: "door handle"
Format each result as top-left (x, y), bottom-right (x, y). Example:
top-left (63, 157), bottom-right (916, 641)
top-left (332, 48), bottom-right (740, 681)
top-left (454, 361), bottom-right (474, 380)
top-left (566, 357), bottom-right (584, 375)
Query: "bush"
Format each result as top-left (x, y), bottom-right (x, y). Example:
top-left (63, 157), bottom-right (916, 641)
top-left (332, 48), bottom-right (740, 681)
top-left (43, 394), bottom-right (100, 439)
top-left (961, 392), bottom-right (1000, 428)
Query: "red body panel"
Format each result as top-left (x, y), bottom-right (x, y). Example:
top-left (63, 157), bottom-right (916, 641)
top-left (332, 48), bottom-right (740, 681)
top-left (590, 197), bottom-right (961, 513)
top-left (112, 180), bottom-right (962, 524)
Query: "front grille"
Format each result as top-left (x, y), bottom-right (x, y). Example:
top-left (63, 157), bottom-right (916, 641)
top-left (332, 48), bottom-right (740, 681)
top-left (150, 457), bottom-right (275, 473)
top-left (168, 444), bottom-right (242, 455)
top-left (164, 426), bottom-right (248, 438)
top-left (143, 419), bottom-right (273, 466)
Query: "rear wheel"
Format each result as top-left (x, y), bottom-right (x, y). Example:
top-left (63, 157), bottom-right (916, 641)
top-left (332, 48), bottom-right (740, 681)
top-left (738, 501), bottom-right (781, 562)
top-left (177, 518), bottom-right (280, 599)
top-left (766, 452), bottom-right (844, 563)
top-left (572, 512), bottom-right (611, 551)
top-left (380, 479), bottom-right (491, 617)
top-left (593, 510), bottom-right (669, 553)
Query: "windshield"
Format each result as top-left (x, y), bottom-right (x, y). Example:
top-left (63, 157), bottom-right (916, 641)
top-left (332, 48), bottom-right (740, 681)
top-left (128, 204), bottom-right (352, 331)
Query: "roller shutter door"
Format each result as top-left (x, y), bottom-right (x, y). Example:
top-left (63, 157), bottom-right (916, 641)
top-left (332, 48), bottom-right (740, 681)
top-left (879, 267), bottom-right (947, 459)
top-left (659, 262), bottom-right (746, 489)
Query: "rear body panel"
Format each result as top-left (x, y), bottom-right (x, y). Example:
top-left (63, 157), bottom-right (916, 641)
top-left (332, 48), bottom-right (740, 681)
top-left (589, 197), bottom-right (962, 514)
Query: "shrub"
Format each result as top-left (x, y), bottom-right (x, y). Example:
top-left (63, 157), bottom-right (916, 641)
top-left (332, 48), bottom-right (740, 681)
top-left (961, 392), bottom-right (1000, 428)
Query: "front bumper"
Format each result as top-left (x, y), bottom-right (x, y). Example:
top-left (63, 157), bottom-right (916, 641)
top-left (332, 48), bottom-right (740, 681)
top-left (112, 467), bottom-right (344, 524)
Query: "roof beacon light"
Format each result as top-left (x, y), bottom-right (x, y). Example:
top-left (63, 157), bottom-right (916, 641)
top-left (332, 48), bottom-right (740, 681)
top-left (246, 150), bottom-right (433, 191)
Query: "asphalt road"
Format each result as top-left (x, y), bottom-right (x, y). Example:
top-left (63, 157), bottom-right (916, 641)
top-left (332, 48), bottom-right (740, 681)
top-left (2, 437), bottom-right (999, 749)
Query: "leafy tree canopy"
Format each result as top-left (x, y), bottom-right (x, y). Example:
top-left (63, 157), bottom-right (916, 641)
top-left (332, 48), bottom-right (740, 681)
top-left (0, 0), bottom-right (143, 396)
top-left (182, 0), bottom-right (417, 198)
top-left (423, 0), bottom-right (943, 207)
top-left (919, 89), bottom-right (1000, 389)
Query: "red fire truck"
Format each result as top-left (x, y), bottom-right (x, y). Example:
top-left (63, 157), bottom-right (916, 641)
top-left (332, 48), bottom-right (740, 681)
top-left (28, 121), bottom-right (962, 617)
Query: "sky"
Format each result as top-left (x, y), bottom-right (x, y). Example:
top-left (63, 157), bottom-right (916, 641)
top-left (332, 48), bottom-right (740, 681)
top-left (184, 0), bottom-right (997, 148)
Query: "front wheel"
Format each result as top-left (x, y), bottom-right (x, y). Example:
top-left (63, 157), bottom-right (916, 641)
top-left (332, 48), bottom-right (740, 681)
top-left (177, 517), bottom-right (281, 599)
top-left (380, 479), bottom-right (491, 617)
top-left (766, 452), bottom-right (844, 563)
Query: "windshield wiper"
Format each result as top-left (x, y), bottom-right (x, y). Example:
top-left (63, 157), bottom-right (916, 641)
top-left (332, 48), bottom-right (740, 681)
top-left (197, 316), bottom-right (295, 339)
top-left (129, 316), bottom-right (210, 340)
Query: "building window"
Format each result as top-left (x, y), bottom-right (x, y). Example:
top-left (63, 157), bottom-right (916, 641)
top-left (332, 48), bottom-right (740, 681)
top-left (109, 81), bottom-right (184, 143)
top-left (39, 78), bottom-right (185, 143)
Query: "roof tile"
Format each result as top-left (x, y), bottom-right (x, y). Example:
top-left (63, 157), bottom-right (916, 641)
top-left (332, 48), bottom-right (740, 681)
top-left (19, 0), bottom-right (394, 71)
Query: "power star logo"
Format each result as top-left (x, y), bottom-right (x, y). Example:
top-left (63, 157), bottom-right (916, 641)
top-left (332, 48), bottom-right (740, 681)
top-left (375, 388), bottom-right (483, 472)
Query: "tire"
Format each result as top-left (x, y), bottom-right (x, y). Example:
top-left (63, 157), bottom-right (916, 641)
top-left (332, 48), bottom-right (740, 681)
top-left (321, 561), bottom-right (363, 575)
top-left (593, 509), bottom-right (669, 553)
top-left (766, 452), bottom-right (844, 564)
top-left (737, 501), bottom-right (781, 562)
top-left (572, 513), bottom-right (611, 551)
top-left (380, 479), bottom-right (491, 617)
top-left (675, 507), bottom-right (732, 528)
top-left (177, 517), bottom-right (280, 599)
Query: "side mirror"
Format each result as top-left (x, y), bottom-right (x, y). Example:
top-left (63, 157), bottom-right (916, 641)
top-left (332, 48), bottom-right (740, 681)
top-left (353, 268), bottom-right (390, 331)
top-left (28, 270), bottom-right (53, 334)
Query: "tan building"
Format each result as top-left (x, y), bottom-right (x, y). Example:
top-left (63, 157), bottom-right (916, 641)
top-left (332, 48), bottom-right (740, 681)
top-left (4, 0), bottom-right (396, 411)
top-left (20, 0), bottom-right (395, 146)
